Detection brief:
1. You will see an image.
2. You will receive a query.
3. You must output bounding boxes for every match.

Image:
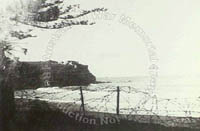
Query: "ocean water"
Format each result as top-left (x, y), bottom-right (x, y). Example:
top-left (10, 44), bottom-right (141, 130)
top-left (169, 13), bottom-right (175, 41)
top-left (15, 76), bottom-right (200, 117)
top-left (96, 76), bottom-right (200, 98)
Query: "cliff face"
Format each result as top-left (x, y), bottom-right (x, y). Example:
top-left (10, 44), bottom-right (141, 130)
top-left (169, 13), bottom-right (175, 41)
top-left (50, 61), bottom-right (96, 86)
top-left (14, 60), bottom-right (96, 89)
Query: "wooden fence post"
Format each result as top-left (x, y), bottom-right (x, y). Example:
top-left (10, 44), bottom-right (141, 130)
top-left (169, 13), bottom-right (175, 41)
top-left (116, 86), bottom-right (120, 115)
top-left (80, 86), bottom-right (85, 113)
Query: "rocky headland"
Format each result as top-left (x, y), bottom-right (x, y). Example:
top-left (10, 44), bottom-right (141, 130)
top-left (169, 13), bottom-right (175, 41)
top-left (13, 60), bottom-right (96, 89)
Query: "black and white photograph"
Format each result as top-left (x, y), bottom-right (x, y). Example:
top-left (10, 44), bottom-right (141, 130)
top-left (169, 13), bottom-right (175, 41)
top-left (0, 0), bottom-right (200, 131)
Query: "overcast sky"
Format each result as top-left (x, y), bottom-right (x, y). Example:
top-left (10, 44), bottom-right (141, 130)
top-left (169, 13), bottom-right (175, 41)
top-left (1, 0), bottom-right (200, 77)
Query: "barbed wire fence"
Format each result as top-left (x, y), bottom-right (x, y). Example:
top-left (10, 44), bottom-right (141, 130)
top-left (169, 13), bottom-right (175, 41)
top-left (15, 85), bottom-right (200, 129)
